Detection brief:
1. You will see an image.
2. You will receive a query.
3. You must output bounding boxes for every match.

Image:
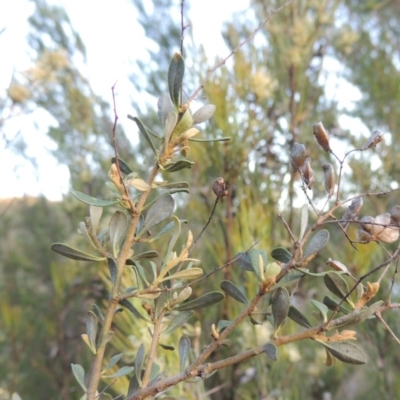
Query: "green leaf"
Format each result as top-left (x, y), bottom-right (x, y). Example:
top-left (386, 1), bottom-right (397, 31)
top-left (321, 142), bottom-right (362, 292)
top-left (104, 366), bottom-right (134, 379)
top-left (175, 291), bottom-right (225, 311)
top-left (271, 247), bottom-right (292, 264)
top-left (310, 299), bottom-right (329, 323)
top-left (127, 373), bottom-right (140, 397)
top-left (299, 204), bottom-right (308, 240)
top-left (86, 311), bottom-right (98, 354)
top-left (168, 52), bottom-right (185, 107)
top-left (71, 363), bottom-right (86, 391)
top-left (302, 229), bottom-right (330, 260)
top-left (107, 257), bottom-right (118, 289)
top-left (188, 136), bottom-right (231, 142)
top-left (51, 243), bottom-right (106, 262)
top-left (164, 216), bottom-right (181, 259)
top-left (323, 296), bottom-right (349, 314)
top-left (288, 305), bottom-right (312, 328)
top-left (109, 211), bottom-right (128, 258)
top-left (153, 181), bottom-right (190, 190)
top-left (70, 189), bottom-right (119, 207)
top-left (271, 288), bottom-right (290, 335)
top-left (220, 280), bottom-right (248, 304)
top-left (163, 159), bottom-right (194, 172)
top-left (89, 205), bottom-right (103, 234)
top-left (324, 273), bottom-right (353, 306)
top-left (135, 344), bottom-right (145, 385)
top-left (163, 268), bottom-right (203, 282)
top-left (128, 115), bottom-right (157, 155)
top-left (149, 363), bottom-right (161, 382)
top-left (111, 157), bottom-right (133, 175)
top-left (163, 311), bottom-right (194, 335)
top-left (159, 343), bottom-right (175, 351)
top-left (154, 290), bottom-right (169, 319)
top-left (234, 252), bottom-right (253, 271)
top-left (92, 303), bottom-right (105, 320)
top-left (148, 220), bottom-right (175, 243)
top-left (120, 299), bottom-right (149, 322)
top-left (315, 340), bottom-right (367, 365)
top-left (103, 353), bottom-right (123, 373)
top-left (142, 195), bottom-right (175, 232)
top-left (192, 104), bottom-right (216, 124)
top-left (128, 251), bottom-right (159, 262)
top-left (129, 178), bottom-right (151, 192)
top-left (179, 336), bottom-right (191, 372)
top-left (262, 343), bottom-right (278, 361)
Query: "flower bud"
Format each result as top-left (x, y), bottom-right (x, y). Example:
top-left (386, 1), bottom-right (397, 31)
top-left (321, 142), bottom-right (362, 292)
top-left (213, 177), bottom-right (228, 198)
top-left (313, 122), bottom-right (331, 152)
top-left (301, 157), bottom-right (315, 189)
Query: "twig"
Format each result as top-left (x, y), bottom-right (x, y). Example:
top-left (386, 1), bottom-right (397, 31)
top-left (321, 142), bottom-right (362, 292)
top-left (388, 258), bottom-right (399, 299)
top-left (375, 311), bottom-right (400, 345)
top-left (186, 0), bottom-right (294, 104)
top-left (190, 197), bottom-right (220, 250)
top-left (277, 214), bottom-right (297, 244)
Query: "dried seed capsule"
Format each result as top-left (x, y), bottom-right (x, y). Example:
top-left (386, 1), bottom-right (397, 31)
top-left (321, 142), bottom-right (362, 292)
top-left (313, 122), bottom-right (331, 152)
top-left (362, 130), bottom-right (383, 150)
top-left (213, 177), bottom-right (228, 198)
top-left (322, 163), bottom-right (335, 197)
top-left (301, 157), bottom-right (315, 189)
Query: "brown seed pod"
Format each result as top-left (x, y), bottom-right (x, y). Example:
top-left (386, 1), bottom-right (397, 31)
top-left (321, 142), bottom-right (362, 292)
top-left (213, 177), bottom-right (228, 198)
top-left (322, 163), bottom-right (335, 197)
top-left (390, 206), bottom-right (400, 225)
top-left (313, 122), bottom-right (331, 152)
top-left (301, 157), bottom-right (315, 189)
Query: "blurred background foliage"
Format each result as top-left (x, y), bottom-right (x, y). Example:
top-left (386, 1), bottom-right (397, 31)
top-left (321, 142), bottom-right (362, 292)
top-left (1, 0), bottom-right (400, 399)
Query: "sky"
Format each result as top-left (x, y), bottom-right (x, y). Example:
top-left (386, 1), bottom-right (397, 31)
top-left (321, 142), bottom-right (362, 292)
top-left (0, 0), bottom-right (367, 201)
top-left (0, 0), bottom-right (254, 200)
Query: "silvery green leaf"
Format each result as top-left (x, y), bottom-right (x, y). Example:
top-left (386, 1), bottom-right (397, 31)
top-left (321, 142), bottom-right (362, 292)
top-left (70, 189), bottom-right (119, 207)
top-left (271, 287), bottom-right (290, 334)
top-left (86, 311), bottom-right (98, 353)
top-left (249, 249), bottom-right (268, 281)
top-left (302, 230), bottom-right (330, 260)
top-left (262, 343), bottom-right (278, 361)
top-left (103, 353), bottom-right (123, 372)
top-left (310, 299), bottom-right (328, 323)
top-left (163, 159), bottom-right (194, 172)
top-left (104, 366), bottom-right (134, 378)
top-left (271, 247), bottom-right (292, 264)
top-left (288, 305), bottom-right (312, 328)
top-left (163, 268), bottom-right (203, 282)
top-left (163, 311), bottom-right (194, 335)
top-left (235, 252), bottom-right (253, 271)
top-left (51, 243), bottom-right (106, 262)
top-left (165, 111), bottom-right (178, 143)
top-left (120, 299), bottom-right (149, 322)
top-left (71, 363), bottom-right (86, 391)
top-left (143, 195), bottom-right (175, 231)
top-left (128, 115), bottom-right (157, 155)
top-left (315, 340), bottom-right (367, 365)
top-left (179, 336), bottom-right (191, 372)
top-left (175, 291), bottom-right (225, 311)
top-left (220, 280), bottom-right (248, 304)
top-left (109, 211), bottom-right (128, 258)
top-left (324, 272), bottom-right (352, 305)
top-left (135, 344), bottom-right (145, 384)
top-left (78, 221), bottom-right (97, 250)
top-left (107, 257), bottom-right (118, 289)
top-left (192, 104), bottom-right (216, 124)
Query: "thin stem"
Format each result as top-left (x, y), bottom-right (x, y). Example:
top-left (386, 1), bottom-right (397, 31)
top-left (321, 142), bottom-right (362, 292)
top-left (375, 311), bottom-right (400, 345)
top-left (142, 309), bottom-right (167, 387)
